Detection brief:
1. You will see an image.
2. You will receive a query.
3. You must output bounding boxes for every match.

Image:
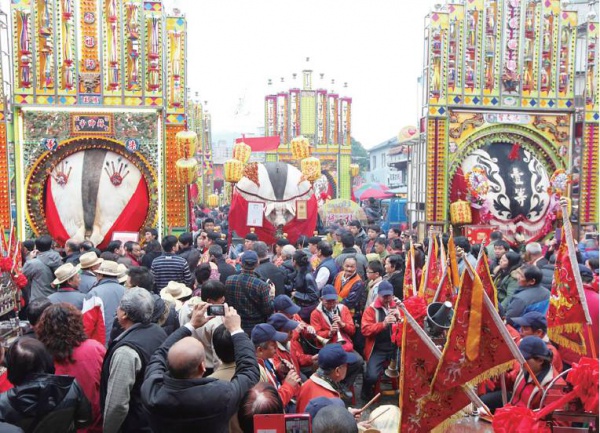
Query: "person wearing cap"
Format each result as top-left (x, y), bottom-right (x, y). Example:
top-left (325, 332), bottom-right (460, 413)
top-left (360, 281), bottom-right (400, 401)
top-left (267, 313), bottom-right (305, 380)
top-left (225, 250), bottom-right (274, 335)
top-left (86, 260), bottom-right (126, 346)
top-left (304, 396), bottom-right (346, 422)
top-left (512, 311), bottom-right (562, 373)
top-left (251, 323), bottom-right (300, 409)
top-left (505, 265), bottom-right (550, 322)
top-left (295, 343), bottom-right (359, 413)
top-left (310, 285), bottom-right (363, 393)
top-left (314, 241), bottom-right (339, 291)
top-left (509, 336), bottom-right (559, 408)
top-left (48, 263), bottom-right (85, 310)
top-left (244, 232), bottom-right (258, 252)
top-left (78, 251), bottom-right (104, 294)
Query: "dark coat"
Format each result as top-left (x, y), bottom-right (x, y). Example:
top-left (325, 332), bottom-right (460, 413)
top-left (256, 259), bottom-right (287, 296)
top-left (215, 258), bottom-right (236, 285)
top-left (0, 374), bottom-right (91, 433)
top-left (141, 327), bottom-right (260, 433)
top-left (177, 247), bottom-right (201, 273)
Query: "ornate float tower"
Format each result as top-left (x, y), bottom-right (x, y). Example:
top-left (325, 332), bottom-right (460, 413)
top-left (413, 0), bottom-right (598, 243)
top-left (8, 0), bottom-right (190, 246)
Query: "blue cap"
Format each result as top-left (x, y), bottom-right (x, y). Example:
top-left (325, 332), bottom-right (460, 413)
top-left (578, 264), bottom-right (594, 279)
top-left (241, 250), bottom-right (259, 265)
top-left (305, 397), bottom-right (345, 421)
top-left (318, 343), bottom-right (359, 369)
top-left (251, 323), bottom-right (288, 345)
top-left (519, 336), bottom-right (551, 360)
top-left (274, 295), bottom-right (301, 315)
top-left (511, 311), bottom-right (547, 332)
top-left (321, 284), bottom-right (338, 301)
top-left (377, 281), bottom-right (394, 297)
top-left (267, 313), bottom-right (299, 332)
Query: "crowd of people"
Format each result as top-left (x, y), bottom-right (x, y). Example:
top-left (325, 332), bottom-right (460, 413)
top-left (0, 214), bottom-right (596, 432)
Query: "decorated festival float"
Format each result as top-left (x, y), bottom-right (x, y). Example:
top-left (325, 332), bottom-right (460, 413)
top-left (7, 0), bottom-right (195, 247)
top-left (411, 0), bottom-right (598, 244)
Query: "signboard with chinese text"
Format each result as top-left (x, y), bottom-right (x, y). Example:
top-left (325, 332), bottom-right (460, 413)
top-left (71, 114), bottom-right (114, 135)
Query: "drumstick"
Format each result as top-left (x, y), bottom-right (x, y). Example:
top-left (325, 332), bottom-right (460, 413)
top-left (359, 393), bottom-right (381, 412)
top-left (368, 407), bottom-right (390, 423)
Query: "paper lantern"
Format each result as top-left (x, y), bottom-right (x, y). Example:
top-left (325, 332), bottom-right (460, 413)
top-left (175, 158), bottom-right (198, 184)
top-left (301, 157), bottom-right (321, 182)
top-left (291, 136), bottom-right (311, 160)
top-left (450, 200), bottom-right (472, 225)
top-left (176, 130), bottom-right (198, 159)
top-left (207, 193), bottom-right (219, 208)
top-left (350, 163), bottom-right (360, 177)
top-left (224, 159), bottom-right (244, 183)
top-left (233, 142), bottom-right (251, 163)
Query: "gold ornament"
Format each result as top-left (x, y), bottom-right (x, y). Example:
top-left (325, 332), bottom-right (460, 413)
top-left (175, 129), bottom-right (198, 159)
top-left (207, 193), bottom-right (219, 208)
top-left (301, 157), bottom-right (321, 182)
top-left (291, 136), bottom-right (311, 160)
top-left (175, 158), bottom-right (198, 184)
top-left (224, 159), bottom-right (244, 183)
top-left (233, 142), bottom-right (251, 163)
top-left (450, 200), bottom-right (472, 225)
top-left (350, 163), bottom-right (360, 177)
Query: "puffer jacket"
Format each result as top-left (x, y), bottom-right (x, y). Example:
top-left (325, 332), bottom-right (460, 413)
top-left (0, 374), bottom-right (91, 433)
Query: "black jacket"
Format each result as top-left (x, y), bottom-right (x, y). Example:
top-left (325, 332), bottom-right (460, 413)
top-left (141, 326), bottom-right (260, 433)
top-left (0, 374), bottom-right (91, 433)
top-left (177, 247), bottom-right (201, 273)
top-left (256, 259), bottom-right (287, 296)
top-left (215, 258), bottom-right (236, 285)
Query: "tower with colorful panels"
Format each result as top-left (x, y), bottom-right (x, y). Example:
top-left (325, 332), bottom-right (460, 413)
top-left (6, 0), bottom-right (191, 247)
top-left (413, 0), bottom-right (598, 244)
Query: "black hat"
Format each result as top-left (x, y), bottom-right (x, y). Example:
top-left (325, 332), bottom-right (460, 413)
top-left (245, 233), bottom-right (259, 241)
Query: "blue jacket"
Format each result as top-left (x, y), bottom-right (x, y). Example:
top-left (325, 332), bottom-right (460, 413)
top-left (505, 284), bottom-right (550, 322)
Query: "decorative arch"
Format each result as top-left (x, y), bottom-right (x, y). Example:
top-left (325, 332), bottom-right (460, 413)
top-left (25, 136), bottom-right (158, 246)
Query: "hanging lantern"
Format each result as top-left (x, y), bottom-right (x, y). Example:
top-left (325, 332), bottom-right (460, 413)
top-left (224, 159), bottom-right (244, 183)
top-left (175, 129), bottom-right (198, 159)
top-left (301, 157), bottom-right (321, 182)
top-left (207, 193), bottom-right (219, 208)
top-left (450, 200), bottom-right (472, 225)
top-left (350, 163), bottom-right (360, 177)
top-left (291, 136), bottom-right (311, 160)
top-left (175, 158), bottom-right (198, 184)
top-left (233, 141), bottom-right (251, 163)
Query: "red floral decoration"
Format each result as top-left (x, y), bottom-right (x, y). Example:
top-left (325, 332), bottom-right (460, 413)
top-left (13, 273), bottom-right (28, 290)
top-left (392, 295), bottom-right (428, 346)
top-left (567, 357), bottom-right (599, 413)
top-left (493, 406), bottom-right (551, 433)
top-left (0, 257), bottom-right (13, 273)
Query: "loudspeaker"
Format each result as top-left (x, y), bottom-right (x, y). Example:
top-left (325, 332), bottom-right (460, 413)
top-left (425, 301), bottom-right (454, 337)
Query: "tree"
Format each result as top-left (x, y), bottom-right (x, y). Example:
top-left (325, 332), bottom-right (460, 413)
top-left (351, 137), bottom-right (369, 173)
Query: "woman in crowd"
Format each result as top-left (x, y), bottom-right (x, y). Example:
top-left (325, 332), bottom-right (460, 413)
top-left (383, 254), bottom-right (404, 300)
top-left (365, 260), bottom-right (385, 307)
top-left (0, 337), bottom-right (91, 432)
top-left (494, 251), bottom-right (522, 308)
top-left (290, 251), bottom-right (320, 322)
top-left (36, 303), bottom-right (105, 433)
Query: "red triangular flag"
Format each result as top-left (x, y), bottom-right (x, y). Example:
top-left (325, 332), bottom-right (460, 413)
top-left (431, 268), bottom-right (514, 391)
top-left (476, 250), bottom-right (498, 309)
top-left (419, 236), bottom-right (441, 304)
top-left (447, 232), bottom-right (460, 290)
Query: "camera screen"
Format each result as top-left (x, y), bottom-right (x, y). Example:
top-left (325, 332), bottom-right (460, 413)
top-left (285, 417), bottom-right (310, 433)
top-left (208, 305), bottom-right (225, 316)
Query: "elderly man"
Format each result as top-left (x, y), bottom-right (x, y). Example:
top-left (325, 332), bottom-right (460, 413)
top-left (360, 281), bottom-right (400, 401)
top-left (141, 303), bottom-right (259, 433)
top-left (101, 287), bottom-right (167, 433)
top-left (48, 263), bottom-right (85, 310)
top-left (78, 251), bottom-right (103, 294)
top-left (86, 260), bottom-right (125, 345)
top-left (22, 234), bottom-right (63, 301)
top-left (225, 250), bottom-right (274, 335)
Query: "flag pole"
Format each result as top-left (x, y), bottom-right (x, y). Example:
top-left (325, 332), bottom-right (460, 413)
top-left (419, 227), bottom-right (434, 297)
top-left (398, 303), bottom-right (494, 418)
top-left (432, 265), bottom-right (448, 303)
top-left (410, 240), bottom-right (417, 296)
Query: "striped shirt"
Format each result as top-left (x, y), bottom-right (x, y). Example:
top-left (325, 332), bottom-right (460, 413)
top-left (151, 253), bottom-right (194, 292)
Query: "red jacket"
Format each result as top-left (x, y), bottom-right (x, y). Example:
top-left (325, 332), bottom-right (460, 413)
top-left (273, 342), bottom-right (302, 379)
top-left (310, 303), bottom-right (355, 351)
top-left (296, 374), bottom-right (340, 413)
top-left (361, 297), bottom-right (397, 361)
top-left (258, 359), bottom-right (299, 406)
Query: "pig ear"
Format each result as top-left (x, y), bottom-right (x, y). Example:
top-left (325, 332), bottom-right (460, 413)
top-left (285, 202), bottom-right (296, 216)
top-left (265, 202), bottom-right (275, 216)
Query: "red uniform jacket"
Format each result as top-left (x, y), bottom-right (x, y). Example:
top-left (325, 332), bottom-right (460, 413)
top-left (296, 374), bottom-right (340, 413)
top-left (361, 297), bottom-right (397, 362)
top-left (258, 358), bottom-right (299, 406)
top-left (310, 303), bottom-right (355, 351)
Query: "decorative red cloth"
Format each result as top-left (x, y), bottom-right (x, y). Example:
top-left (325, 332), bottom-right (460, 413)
top-left (228, 190), bottom-right (318, 246)
top-left (547, 226), bottom-right (591, 356)
top-left (493, 406), bottom-right (551, 433)
top-left (419, 236), bottom-right (441, 304)
top-left (567, 357), bottom-right (599, 413)
top-left (403, 243), bottom-right (416, 299)
top-left (235, 136), bottom-right (280, 152)
top-left (392, 296), bottom-right (427, 348)
top-left (398, 312), bottom-right (471, 432)
top-left (476, 250), bottom-right (498, 308)
top-left (431, 270), bottom-right (514, 392)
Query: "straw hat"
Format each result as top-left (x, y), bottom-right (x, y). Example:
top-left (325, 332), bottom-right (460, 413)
top-left (52, 263), bottom-right (81, 285)
top-left (79, 252), bottom-right (103, 269)
top-left (161, 292), bottom-right (182, 311)
top-left (117, 263), bottom-right (128, 284)
top-left (94, 260), bottom-right (121, 277)
top-left (160, 281), bottom-right (192, 300)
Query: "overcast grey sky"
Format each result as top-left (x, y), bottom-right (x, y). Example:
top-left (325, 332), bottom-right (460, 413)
top-left (170, 0), bottom-right (437, 148)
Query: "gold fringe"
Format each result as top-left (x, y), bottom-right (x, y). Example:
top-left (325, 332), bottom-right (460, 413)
top-left (465, 360), bottom-right (515, 389)
top-left (431, 403), bottom-right (472, 432)
top-left (548, 324), bottom-right (588, 355)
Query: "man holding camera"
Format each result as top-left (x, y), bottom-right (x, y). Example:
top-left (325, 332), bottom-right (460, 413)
top-left (360, 281), bottom-right (399, 401)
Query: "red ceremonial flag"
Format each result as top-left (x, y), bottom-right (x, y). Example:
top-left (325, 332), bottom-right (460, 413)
top-left (398, 306), bottom-right (473, 432)
top-left (547, 222), bottom-right (594, 357)
top-left (447, 232), bottom-right (460, 291)
top-left (476, 250), bottom-right (498, 309)
top-left (403, 241), bottom-right (416, 299)
top-left (419, 235), bottom-right (441, 304)
top-left (431, 267), bottom-right (514, 391)
top-left (434, 266), bottom-right (456, 304)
